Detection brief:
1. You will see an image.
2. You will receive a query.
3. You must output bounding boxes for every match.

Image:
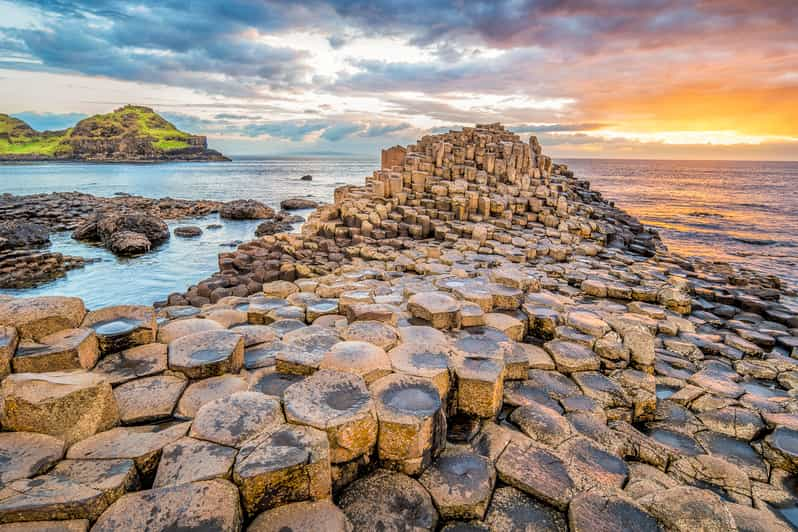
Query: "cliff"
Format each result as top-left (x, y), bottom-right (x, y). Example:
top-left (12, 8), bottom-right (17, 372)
top-left (0, 105), bottom-right (229, 162)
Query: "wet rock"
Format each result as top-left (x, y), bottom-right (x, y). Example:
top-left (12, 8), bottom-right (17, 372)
top-left (174, 225), bottom-right (202, 237)
top-left (638, 485), bottom-right (736, 532)
top-left (280, 198), bottom-right (319, 210)
top-left (81, 305), bottom-right (156, 355)
top-left (484, 486), bottom-right (567, 532)
top-left (568, 491), bottom-right (659, 532)
top-left (0, 296), bottom-right (85, 341)
top-left (91, 479), bottom-right (242, 531)
top-left (496, 441), bottom-right (576, 510)
top-left (113, 373), bottom-right (187, 424)
top-left (300, 174), bottom-right (312, 181)
top-left (0, 221), bottom-right (49, 250)
top-left (388, 342), bottom-right (451, 399)
top-left (107, 230), bottom-right (151, 255)
top-left (1, 371), bottom-right (119, 445)
top-left (220, 199), bottom-right (274, 220)
top-left (174, 374), bottom-right (248, 418)
top-left (0, 432), bottom-right (65, 485)
top-left (372, 373), bottom-right (446, 474)
top-left (247, 500), bottom-right (353, 532)
top-left (408, 291), bottom-right (461, 329)
top-left (283, 370), bottom-right (377, 463)
top-left (419, 449), bottom-right (494, 520)
top-left (91, 342), bottom-right (167, 385)
top-left (153, 436), bottom-right (237, 488)
top-left (762, 427), bottom-right (798, 473)
top-left (67, 422), bottom-right (190, 480)
top-left (234, 423), bottom-right (330, 516)
top-left (320, 340), bottom-right (391, 384)
top-left (167, 329), bottom-right (244, 378)
top-left (12, 328), bottom-right (99, 373)
top-left (338, 470), bottom-right (438, 531)
top-left (189, 391), bottom-right (283, 448)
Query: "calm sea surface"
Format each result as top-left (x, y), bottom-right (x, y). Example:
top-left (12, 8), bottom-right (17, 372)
top-left (0, 157), bottom-right (796, 307)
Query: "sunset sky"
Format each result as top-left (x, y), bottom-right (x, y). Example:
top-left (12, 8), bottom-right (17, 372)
top-left (1, 0), bottom-right (796, 159)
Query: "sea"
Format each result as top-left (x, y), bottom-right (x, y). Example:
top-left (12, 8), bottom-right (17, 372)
top-left (0, 157), bottom-right (796, 309)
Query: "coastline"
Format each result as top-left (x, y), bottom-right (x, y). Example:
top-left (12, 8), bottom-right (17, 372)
top-left (0, 124), bottom-right (796, 529)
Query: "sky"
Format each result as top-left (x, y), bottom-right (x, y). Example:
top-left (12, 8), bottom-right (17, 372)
top-left (0, 0), bottom-right (797, 160)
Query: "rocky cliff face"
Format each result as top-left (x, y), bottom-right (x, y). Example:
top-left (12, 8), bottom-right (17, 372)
top-left (0, 106), bottom-right (229, 162)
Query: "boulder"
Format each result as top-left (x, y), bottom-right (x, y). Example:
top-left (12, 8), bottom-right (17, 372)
top-left (107, 231), bottom-right (151, 255)
top-left (300, 174), bottom-right (312, 181)
top-left (280, 197), bottom-right (319, 210)
top-left (95, 212), bottom-right (170, 245)
top-left (220, 199), bottom-right (274, 220)
top-left (173, 225), bottom-right (202, 237)
top-left (1, 371), bottom-right (119, 445)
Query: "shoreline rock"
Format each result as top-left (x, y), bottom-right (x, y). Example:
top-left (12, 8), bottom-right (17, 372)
top-left (0, 124), bottom-right (797, 531)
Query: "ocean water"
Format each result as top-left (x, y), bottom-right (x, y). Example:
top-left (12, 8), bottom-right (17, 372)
top-left (0, 157), bottom-right (796, 308)
top-left (564, 159), bottom-right (798, 290)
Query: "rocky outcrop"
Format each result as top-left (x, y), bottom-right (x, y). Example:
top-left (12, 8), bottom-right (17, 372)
top-left (0, 106), bottom-right (229, 162)
top-left (0, 221), bottom-right (49, 251)
top-left (73, 211), bottom-right (170, 257)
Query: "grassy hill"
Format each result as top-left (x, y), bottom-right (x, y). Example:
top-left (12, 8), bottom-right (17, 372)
top-left (0, 105), bottom-right (227, 161)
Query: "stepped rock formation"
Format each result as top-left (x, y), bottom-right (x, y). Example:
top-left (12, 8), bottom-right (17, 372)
top-left (0, 124), bottom-right (797, 530)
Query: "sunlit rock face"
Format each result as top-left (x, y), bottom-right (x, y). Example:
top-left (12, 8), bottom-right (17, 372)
top-left (0, 124), bottom-right (797, 530)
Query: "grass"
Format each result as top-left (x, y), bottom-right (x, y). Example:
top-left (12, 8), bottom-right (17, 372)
top-left (0, 105), bottom-right (195, 157)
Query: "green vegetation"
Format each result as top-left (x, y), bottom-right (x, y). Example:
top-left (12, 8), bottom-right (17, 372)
top-left (0, 105), bottom-right (199, 158)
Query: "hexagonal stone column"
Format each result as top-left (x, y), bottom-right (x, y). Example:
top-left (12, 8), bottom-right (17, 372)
top-left (174, 374), bottom-right (248, 419)
top-left (12, 328), bottom-right (99, 372)
top-left (1, 371), bottom-right (119, 445)
top-left (91, 479), bottom-right (242, 532)
top-left (168, 329), bottom-right (244, 379)
top-left (0, 326), bottom-right (18, 377)
top-left (153, 436), bottom-right (237, 488)
top-left (189, 391), bottom-right (284, 448)
top-left (342, 320), bottom-right (399, 350)
top-left (113, 374), bottom-right (187, 424)
top-left (485, 486), bottom-right (567, 532)
top-left (91, 343), bottom-right (167, 385)
top-left (67, 422), bottom-right (190, 481)
top-left (233, 423), bottom-right (331, 516)
top-left (388, 342), bottom-right (452, 399)
top-left (320, 341), bottom-right (391, 384)
top-left (372, 373), bottom-right (446, 474)
top-left (82, 305), bottom-right (156, 355)
top-left (248, 500), bottom-right (353, 532)
top-left (0, 296), bottom-right (86, 341)
top-left (408, 292), bottom-right (461, 329)
top-left (453, 356), bottom-right (505, 418)
top-left (338, 470), bottom-right (438, 531)
top-left (156, 317), bottom-right (224, 343)
top-left (544, 340), bottom-right (600, 373)
top-left (0, 432), bottom-right (65, 485)
top-left (419, 449), bottom-right (495, 520)
top-left (283, 370), bottom-right (377, 463)
top-left (496, 441), bottom-right (576, 510)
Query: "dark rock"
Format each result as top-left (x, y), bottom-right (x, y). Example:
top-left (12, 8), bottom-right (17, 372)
top-left (0, 221), bottom-right (49, 250)
top-left (300, 174), bottom-right (312, 181)
top-left (220, 200), bottom-right (274, 220)
top-left (174, 225), bottom-right (202, 237)
top-left (107, 231), bottom-right (151, 255)
top-left (280, 198), bottom-right (319, 210)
